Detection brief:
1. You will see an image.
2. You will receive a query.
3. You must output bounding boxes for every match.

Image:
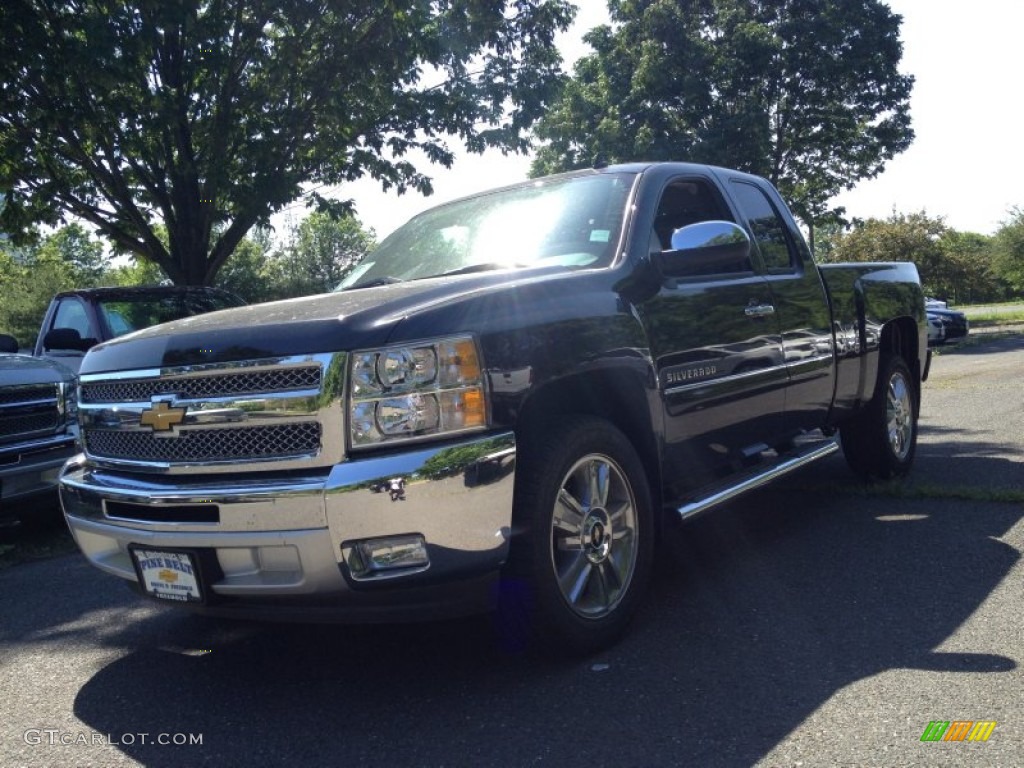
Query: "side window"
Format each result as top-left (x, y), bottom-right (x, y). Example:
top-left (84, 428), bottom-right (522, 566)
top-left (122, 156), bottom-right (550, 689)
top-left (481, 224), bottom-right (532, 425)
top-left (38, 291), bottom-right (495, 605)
top-left (652, 179), bottom-right (729, 251)
top-left (652, 178), bottom-right (752, 276)
top-left (728, 181), bottom-right (796, 272)
top-left (52, 298), bottom-right (94, 338)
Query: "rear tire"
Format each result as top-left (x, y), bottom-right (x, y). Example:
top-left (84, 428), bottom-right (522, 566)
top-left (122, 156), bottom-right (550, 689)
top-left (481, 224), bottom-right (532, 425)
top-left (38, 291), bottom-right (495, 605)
top-left (841, 355), bottom-right (918, 479)
top-left (497, 416), bottom-right (654, 654)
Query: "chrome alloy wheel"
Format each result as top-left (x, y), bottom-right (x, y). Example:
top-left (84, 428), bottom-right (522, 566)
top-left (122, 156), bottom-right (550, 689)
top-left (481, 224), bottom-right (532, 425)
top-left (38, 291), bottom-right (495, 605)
top-left (550, 453), bottom-right (638, 619)
top-left (886, 371), bottom-right (914, 461)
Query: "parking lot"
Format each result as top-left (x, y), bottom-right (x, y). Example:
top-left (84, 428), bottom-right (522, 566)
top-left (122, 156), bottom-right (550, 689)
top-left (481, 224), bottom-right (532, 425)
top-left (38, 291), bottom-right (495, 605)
top-left (1, 333), bottom-right (1021, 768)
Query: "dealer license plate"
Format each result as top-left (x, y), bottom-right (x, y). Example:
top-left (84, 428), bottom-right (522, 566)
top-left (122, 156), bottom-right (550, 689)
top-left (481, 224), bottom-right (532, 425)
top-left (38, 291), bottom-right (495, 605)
top-left (131, 549), bottom-right (203, 602)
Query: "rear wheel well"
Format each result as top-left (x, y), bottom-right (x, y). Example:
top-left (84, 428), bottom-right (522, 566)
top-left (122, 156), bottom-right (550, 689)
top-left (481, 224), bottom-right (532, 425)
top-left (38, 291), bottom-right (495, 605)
top-left (879, 316), bottom-right (921, 412)
top-left (880, 316), bottom-right (918, 362)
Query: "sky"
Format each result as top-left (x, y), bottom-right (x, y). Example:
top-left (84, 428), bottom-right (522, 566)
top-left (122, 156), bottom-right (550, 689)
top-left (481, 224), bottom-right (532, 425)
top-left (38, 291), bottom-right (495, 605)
top-left (314, 1), bottom-right (1024, 241)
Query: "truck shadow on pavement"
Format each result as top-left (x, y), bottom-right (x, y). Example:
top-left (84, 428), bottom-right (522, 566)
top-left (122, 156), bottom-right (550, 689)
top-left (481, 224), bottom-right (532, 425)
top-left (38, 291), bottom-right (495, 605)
top-left (61, 453), bottom-right (1022, 767)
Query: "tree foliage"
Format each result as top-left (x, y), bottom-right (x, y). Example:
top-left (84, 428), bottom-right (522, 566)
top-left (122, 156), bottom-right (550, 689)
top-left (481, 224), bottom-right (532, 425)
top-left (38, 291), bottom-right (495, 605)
top-left (34, 223), bottom-right (108, 285)
top-left (0, 210), bottom-right (377, 346)
top-left (815, 210), bottom-right (945, 264)
top-left (211, 213), bottom-right (376, 302)
top-left (816, 211), bottom-right (1009, 303)
top-left (0, 225), bottom-right (109, 347)
top-left (0, 0), bottom-right (574, 285)
top-left (991, 208), bottom-right (1024, 293)
top-left (531, 0), bottom-right (914, 229)
top-left (937, 230), bottom-right (1003, 305)
top-left (210, 226), bottom-right (273, 303)
top-left (106, 255), bottom-right (169, 288)
top-left (268, 212), bottom-right (376, 298)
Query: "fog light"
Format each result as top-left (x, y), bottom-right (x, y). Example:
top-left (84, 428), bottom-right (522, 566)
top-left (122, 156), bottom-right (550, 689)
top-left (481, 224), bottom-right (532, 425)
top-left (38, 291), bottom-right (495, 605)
top-left (347, 534), bottom-right (429, 578)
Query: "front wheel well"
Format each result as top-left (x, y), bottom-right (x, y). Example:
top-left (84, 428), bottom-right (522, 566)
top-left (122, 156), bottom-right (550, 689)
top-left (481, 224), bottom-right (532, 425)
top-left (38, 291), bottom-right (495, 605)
top-left (514, 368), bottom-right (662, 510)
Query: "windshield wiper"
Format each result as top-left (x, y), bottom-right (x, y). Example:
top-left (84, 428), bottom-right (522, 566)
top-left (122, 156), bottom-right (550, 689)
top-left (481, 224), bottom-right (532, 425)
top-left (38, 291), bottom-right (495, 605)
top-left (342, 276), bottom-right (404, 291)
top-left (432, 262), bottom-right (528, 279)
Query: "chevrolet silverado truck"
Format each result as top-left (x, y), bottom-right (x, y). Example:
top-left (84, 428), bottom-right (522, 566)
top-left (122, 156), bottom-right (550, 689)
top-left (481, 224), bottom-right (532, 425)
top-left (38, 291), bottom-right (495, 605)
top-left (0, 335), bottom-right (78, 522)
top-left (59, 163), bottom-right (927, 651)
top-left (34, 285), bottom-right (245, 374)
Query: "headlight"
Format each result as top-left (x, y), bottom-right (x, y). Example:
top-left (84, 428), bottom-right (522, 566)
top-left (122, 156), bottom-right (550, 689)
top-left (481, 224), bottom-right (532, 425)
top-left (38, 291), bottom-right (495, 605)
top-left (349, 336), bottom-right (487, 448)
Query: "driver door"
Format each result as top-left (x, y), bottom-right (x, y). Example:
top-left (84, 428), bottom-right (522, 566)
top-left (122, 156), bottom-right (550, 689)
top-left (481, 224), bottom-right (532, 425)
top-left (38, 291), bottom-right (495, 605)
top-left (635, 177), bottom-right (787, 494)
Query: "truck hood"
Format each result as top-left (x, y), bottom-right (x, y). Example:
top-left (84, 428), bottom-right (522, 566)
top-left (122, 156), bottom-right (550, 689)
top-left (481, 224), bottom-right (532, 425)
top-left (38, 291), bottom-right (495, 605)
top-left (0, 353), bottom-right (76, 385)
top-left (79, 269), bottom-right (562, 375)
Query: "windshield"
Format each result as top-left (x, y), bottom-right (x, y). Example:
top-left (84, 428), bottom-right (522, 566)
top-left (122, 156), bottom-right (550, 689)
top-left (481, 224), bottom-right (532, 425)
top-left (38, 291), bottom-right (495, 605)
top-left (337, 172), bottom-right (636, 290)
top-left (97, 291), bottom-right (245, 339)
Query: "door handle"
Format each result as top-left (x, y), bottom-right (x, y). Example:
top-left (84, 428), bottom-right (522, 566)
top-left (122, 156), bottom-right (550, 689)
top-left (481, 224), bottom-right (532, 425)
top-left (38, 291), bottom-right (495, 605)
top-left (744, 303), bottom-right (776, 318)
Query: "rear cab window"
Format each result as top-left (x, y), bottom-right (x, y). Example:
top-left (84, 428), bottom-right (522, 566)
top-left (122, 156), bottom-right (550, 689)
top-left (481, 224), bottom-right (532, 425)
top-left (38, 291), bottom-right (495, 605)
top-left (727, 181), bottom-right (799, 274)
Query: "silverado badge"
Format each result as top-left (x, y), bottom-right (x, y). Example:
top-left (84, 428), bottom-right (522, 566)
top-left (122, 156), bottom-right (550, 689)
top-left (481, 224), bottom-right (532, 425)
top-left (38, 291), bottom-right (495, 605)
top-left (140, 401), bottom-right (186, 432)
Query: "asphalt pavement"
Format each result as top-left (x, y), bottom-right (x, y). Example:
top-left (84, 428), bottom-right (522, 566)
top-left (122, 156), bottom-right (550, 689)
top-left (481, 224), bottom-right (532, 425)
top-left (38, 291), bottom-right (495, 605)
top-left (1, 334), bottom-right (1021, 768)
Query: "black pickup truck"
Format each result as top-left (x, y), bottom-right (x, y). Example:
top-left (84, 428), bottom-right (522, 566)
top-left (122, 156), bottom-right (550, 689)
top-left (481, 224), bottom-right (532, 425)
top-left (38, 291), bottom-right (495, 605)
top-left (60, 163), bottom-right (927, 651)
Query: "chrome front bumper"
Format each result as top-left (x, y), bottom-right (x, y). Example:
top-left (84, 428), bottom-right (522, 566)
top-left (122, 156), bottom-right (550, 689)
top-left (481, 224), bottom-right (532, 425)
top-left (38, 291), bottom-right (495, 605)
top-left (60, 432), bottom-right (515, 620)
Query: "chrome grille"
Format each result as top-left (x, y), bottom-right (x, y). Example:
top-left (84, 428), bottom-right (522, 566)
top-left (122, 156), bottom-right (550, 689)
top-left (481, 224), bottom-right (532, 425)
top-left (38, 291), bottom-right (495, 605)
top-left (84, 422), bottom-right (322, 463)
top-left (80, 366), bottom-right (321, 403)
top-left (77, 353), bottom-right (344, 474)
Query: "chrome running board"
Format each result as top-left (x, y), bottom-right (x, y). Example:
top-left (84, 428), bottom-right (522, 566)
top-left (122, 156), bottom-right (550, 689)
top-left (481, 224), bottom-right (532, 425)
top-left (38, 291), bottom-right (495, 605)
top-left (676, 439), bottom-right (839, 522)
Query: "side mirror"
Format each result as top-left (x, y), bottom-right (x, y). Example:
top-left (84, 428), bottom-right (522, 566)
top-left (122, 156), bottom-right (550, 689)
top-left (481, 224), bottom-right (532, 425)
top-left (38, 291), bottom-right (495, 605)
top-left (655, 220), bottom-right (752, 278)
top-left (0, 333), bottom-right (19, 353)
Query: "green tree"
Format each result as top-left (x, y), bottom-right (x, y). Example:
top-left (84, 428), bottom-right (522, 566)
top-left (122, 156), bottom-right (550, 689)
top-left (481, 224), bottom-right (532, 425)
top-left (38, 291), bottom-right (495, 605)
top-left (532, 0), bottom-right (913, 235)
top-left (268, 212), bottom-right (376, 298)
top-left (0, 249), bottom-right (40, 347)
top-left (213, 228), bottom-right (276, 303)
top-left (0, 0), bottom-right (574, 286)
top-left (991, 208), bottom-right (1024, 294)
top-left (0, 224), bottom-right (110, 346)
top-left (821, 212), bottom-right (945, 289)
top-left (106, 256), bottom-right (168, 288)
top-left (211, 215), bottom-right (377, 303)
top-left (821, 211), bottom-right (1006, 302)
top-left (937, 230), bottom-right (1005, 304)
top-left (810, 219), bottom-right (846, 262)
top-left (0, 243), bottom-right (74, 348)
top-left (35, 223), bottom-right (108, 285)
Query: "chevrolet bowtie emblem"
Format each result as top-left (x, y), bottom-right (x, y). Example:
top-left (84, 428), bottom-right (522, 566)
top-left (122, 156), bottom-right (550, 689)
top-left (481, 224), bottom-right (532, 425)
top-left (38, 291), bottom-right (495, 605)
top-left (140, 401), bottom-right (186, 432)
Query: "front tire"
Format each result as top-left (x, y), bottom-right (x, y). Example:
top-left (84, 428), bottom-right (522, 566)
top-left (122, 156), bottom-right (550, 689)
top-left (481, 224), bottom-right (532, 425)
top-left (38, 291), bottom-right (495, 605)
top-left (498, 417), bottom-right (654, 654)
top-left (841, 354), bottom-right (918, 479)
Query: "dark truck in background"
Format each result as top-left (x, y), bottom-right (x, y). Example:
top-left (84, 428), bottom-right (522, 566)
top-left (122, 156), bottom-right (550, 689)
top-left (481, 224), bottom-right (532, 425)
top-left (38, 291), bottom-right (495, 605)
top-left (33, 285), bottom-right (245, 374)
top-left (0, 286), bottom-right (243, 520)
top-left (60, 163), bottom-right (927, 651)
top-left (0, 337), bottom-right (78, 523)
